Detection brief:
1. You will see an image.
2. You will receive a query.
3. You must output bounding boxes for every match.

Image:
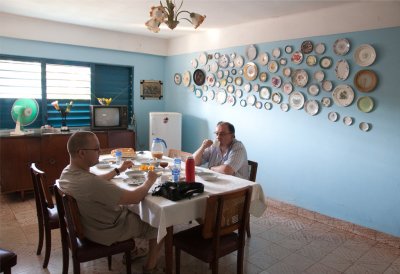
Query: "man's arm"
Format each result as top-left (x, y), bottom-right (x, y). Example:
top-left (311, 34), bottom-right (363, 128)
top-left (193, 139), bottom-right (213, 165)
top-left (210, 164), bottom-right (235, 175)
top-left (118, 171), bottom-right (157, 204)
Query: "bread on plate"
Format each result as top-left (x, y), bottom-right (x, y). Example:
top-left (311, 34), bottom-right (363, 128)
top-left (111, 148), bottom-right (136, 158)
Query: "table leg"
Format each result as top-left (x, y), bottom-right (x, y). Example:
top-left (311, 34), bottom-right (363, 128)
top-left (165, 226), bottom-right (174, 274)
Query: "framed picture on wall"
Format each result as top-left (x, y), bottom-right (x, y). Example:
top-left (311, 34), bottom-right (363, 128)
top-left (140, 80), bottom-right (163, 99)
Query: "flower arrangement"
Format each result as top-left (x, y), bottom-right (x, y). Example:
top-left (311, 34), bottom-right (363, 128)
top-left (97, 97), bottom-right (113, 106)
top-left (51, 101), bottom-right (73, 130)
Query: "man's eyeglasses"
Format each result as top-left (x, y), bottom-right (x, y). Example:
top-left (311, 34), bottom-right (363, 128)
top-left (214, 132), bottom-right (232, 137)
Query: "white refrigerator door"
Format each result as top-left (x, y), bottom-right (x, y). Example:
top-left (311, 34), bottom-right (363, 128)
top-left (149, 112), bottom-right (182, 151)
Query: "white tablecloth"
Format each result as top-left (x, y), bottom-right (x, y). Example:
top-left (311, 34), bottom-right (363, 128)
top-left (92, 152), bottom-right (267, 243)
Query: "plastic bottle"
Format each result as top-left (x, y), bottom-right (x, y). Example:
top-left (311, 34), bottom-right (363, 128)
top-left (115, 150), bottom-right (122, 165)
top-left (185, 156), bottom-right (195, 183)
top-left (172, 158), bottom-right (181, 183)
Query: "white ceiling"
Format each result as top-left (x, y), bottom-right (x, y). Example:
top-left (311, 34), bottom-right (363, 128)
top-left (0, 0), bottom-right (350, 39)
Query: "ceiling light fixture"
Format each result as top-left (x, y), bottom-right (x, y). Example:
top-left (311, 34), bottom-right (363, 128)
top-left (145, 0), bottom-right (206, 33)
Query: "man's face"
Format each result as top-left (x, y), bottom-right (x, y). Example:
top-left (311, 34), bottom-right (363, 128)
top-left (80, 135), bottom-right (101, 167)
top-left (214, 124), bottom-right (234, 147)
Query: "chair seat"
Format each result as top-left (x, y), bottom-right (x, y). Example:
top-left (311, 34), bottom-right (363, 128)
top-left (47, 207), bottom-right (60, 229)
top-left (173, 225), bottom-right (239, 262)
top-left (0, 248), bottom-right (17, 271)
top-left (75, 238), bottom-right (135, 263)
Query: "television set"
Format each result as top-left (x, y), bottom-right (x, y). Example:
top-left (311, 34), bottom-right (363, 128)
top-left (90, 105), bottom-right (128, 130)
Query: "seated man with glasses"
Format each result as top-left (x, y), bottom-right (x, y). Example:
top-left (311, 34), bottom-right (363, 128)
top-left (59, 131), bottom-right (164, 274)
top-left (193, 121), bottom-right (249, 179)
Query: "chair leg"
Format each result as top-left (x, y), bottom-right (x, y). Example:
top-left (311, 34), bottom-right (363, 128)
top-left (4, 268), bottom-right (11, 274)
top-left (125, 251), bottom-right (132, 274)
top-left (43, 225), bottom-right (52, 268)
top-left (175, 247), bottom-right (181, 274)
top-left (237, 248), bottom-right (244, 274)
top-left (61, 242), bottom-right (69, 274)
top-left (246, 212), bottom-right (251, 238)
top-left (73, 258), bottom-right (80, 274)
top-left (36, 219), bottom-right (44, 255)
top-left (211, 259), bottom-right (219, 274)
top-left (107, 255), bottom-right (112, 270)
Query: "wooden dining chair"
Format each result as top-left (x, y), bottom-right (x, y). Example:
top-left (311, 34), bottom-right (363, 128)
top-left (167, 149), bottom-right (192, 160)
top-left (246, 160), bottom-right (258, 237)
top-left (30, 163), bottom-right (60, 268)
top-left (54, 184), bottom-right (135, 274)
top-left (173, 186), bottom-right (252, 274)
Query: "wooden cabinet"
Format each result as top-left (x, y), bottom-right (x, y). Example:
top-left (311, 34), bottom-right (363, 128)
top-left (0, 130), bottom-right (135, 198)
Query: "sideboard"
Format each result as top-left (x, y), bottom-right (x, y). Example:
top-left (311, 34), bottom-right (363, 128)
top-left (0, 130), bottom-right (135, 199)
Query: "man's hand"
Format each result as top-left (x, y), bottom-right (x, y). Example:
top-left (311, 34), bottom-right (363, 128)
top-left (201, 139), bottom-right (213, 149)
top-left (119, 160), bottom-right (133, 173)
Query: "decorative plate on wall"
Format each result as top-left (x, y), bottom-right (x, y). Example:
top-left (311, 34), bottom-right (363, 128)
top-left (285, 45), bottom-right (293, 54)
top-left (258, 52), bottom-right (269, 66)
top-left (255, 101), bottom-right (263, 109)
top-left (354, 44), bottom-right (376, 66)
top-left (359, 122), bottom-right (371, 132)
top-left (321, 97), bottom-right (332, 107)
top-left (267, 61), bottom-right (279, 73)
top-left (304, 100), bottom-right (319, 116)
top-left (328, 111), bottom-right (339, 122)
top-left (182, 71), bottom-right (191, 87)
top-left (335, 59), bottom-right (350, 80)
top-left (292, 69), bottom-right (308, 87)
top-left (289, 91), bottom-right (305, 109)
top-left (282, 82), bottom-right (293, 95)
top-left (193, 69), bottom-right (206, 86)
top-left (271, 92), bottom-right (282, 104)
top-left (174, 73), bottom-right (182, 85)
top-left (320, 56), bottom-right (333, 69)
top-left (271, 76), bottom-right (282, 88)
top-left (234, 55), bottom-right (244, 68)
top-left (332, 84), bottom-right (355, 107)
top-left (357, 96), bottom-right (374, 113)
top-left (306, 55), bottom-right (317, 66)
top-left (272, 48), bottom-right (281, 58)
top-left (199, 52), bottom-right (208, 65)
top-left (291, 51), bottom-right (303, 65)
top-left (301, 40), bottom-right (313, 54)
top-left (333, 38), bottom-right (350, 55)
top-left (243, 62), bottom-right (258, 81)
top-left (343, 116), bottom-right (353, 126)
top-left (246, 44), bottom-right (258, 61)
top-left (260, 87), bottom-right (271, 99)
top-left (218, 54), bottom-right (230, 68)
top-left (322, 80), bottom-right (333, 92)
top-left (216, 89), bottom-right (227, 104)
top-left (280, 103), bottom-right (289, 112)
top-left (314, 43), bottom-right (326, 55)
top-left (354, 69), bottom-right (378, 92)
top-left (259, 72), bottom-right (268, 82)
top-left (308, 84), bottom-right (320, 96)
top-left (264, 102), bottom-right (272, 110)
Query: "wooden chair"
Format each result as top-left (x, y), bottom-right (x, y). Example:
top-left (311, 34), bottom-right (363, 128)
top-left (54, 184), bottom-right (135, 274)
top-left (0, 248), bottom-right (17, 274)
top-left (30, 163), bottom-right (60, 268)
top-left (173, 186), bottom-right (252, 274)
top-left (167, 149), bottom-right (192, 160)
top-left (246, 160), bottom-right (258, 238)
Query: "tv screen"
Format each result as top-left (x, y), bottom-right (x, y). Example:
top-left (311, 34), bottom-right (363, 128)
top-left (94, 107), bottom-right (119, 127)
top-left (90, 105), bottom-right (128, 130)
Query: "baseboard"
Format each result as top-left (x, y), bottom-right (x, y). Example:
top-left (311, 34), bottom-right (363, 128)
top-left (266, 198), bottom-right (400, 248)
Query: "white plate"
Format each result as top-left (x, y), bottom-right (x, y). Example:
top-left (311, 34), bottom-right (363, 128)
top-left (321, 97), bottom-right (332, 107)
top-left (259, 72), bottom-right (268, 82)
top-left (206, 74), bottom-right (216, 87)
top-left (285, 45), bottom-right (293, 54)
top-left (174, 73), bottom-right (181, 85)
top-left (235, 77), bottom-right (243, 86)
top-left (244, 83), bottom-right (252, 92)
top-left (289, 91), bottom-right (305, 109)
top-left (125, 170), bottom-right (146, 178)
top-left (282, 82), bottom-right (293, 95)
top-left (264, 102), bottom-right (272, 110)
top-left (246, 44), bottom-right (257, 61)
top-left (199, 172), bottom-right (218, 181)
top-left (96, 163), bottom-right (111, 169)
top-left (253, 83), bottom-right (260, 92)
top-left (199, 52), bottom-right (208, 65)
top-left (328, 112), bottom-right (339, 122)
top-left (259, 87), bottom-right (271, 99)
top-left (227, 95), bottom-right (236, 106)
top-left (218, 54), bottom-right (230, 68)
top-left (333, 38), bottom-right (350, 55)
top-left (322, 80), bottom-right (333, 92)
top-left (304, 100), bottom-right (319, 116)
top-left (240, 99), bottom-right (247, 107)
top-left (271, 92), bottom-right (282, 104)
top-left (320, 56), bottom-right (333, 69)
top-left (280, 103), bottom-right (289, 112)
top-left (243, 62), bottom-right (258, 81)
top-left (191, 58), bottom-right (198, 68)
top-left (227, 84), bottom-right (235, 94)
top-left (314, 43), bottom-right (326, 55)
top-left (279, 58), bottom-right (287, 66)
top-left (123, 178), bottom-right (145, 186)
top-left (332, 84), bottom-right (355, 107)
top-left (210, 61), bottom-right (219, 73)
top-left (246, 94), bottom-right (256, 106)
top-left (267, 61), bottom-right (279, 73)
top-left (314, 70), bottom-right (325, 82)
top-left (306, 55), bottom-right (317, 66)
top-left (271, 76), bottom-right (282, 88)
top-left (343, 116), bottom-right (353, 126)
top-left (235, 89), bottom-right (243, 98)
top-left (292, 69), bottom-right (308, 87)
top-left (182, 71), bottom-right (191, 87)
top-left (283, 67), bottom-right (292, 78)
top-left (308, 84), bottom-right (320, 96)
top-left (354, 44), bottom-right (376, 67)
top-left (216, 89), bottom-right (227, 104)
top-left (335, 59), bottom-right (350, 80)
top-left (207, 90), bottom-right (215, 101)
top-left (291, 51), bottom-right (303, 65)
top-left (195, 89), bottom-right (202, 98)
top-left (272, 48), bottom-right (281, 58)
top-left (359, 122), bottom-right (371, 132)
top-left (258, 52), bottom-right (269, 66)
top-left (234, 55), bottom-right (244, 68)
top-left (255, 101), bottom-right (262, 109)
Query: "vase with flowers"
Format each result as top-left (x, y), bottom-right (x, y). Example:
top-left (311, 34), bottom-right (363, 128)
top-left (51, 100), bottom-right (73, 131)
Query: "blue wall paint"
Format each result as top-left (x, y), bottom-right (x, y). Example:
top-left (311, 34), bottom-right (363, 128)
top-left (164, 27), bottom-right (400, 237)
top-left (0, 37), bottom-right (166, 149)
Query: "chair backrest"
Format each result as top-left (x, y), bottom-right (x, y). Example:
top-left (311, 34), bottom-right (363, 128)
top-left (202, 186), bottom-right (252, 239)
top-left (168, 149), bottom-right (192, 161)
top-left (247, 160), bottom-right (258, 182)
top-left (54, 183), bottom-right (84, 254)
top-left (30, 163), bottom-right (54, 210)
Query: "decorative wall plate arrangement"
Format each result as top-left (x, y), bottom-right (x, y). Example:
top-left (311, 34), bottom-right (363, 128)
top-left (271, 92), bottom-right (282, 104)
top-left (283, 67), bottom-right (292, 78)
top-left (244, 83), bottom-right (252, 92)
top-left (328, 111), bottom-right (339, 122)
top-left (210, 61), bottom-right (219, 73)
top-left (182, 71), bottom-right (191, 86)
top-left (357, 96), bottom-right (374, 113)
top-left (246, 44), bottom-right (258, 61)
top-left (306, 55), bottom-right (317, 66)
top-left (246, 94), bottom-right (256, 106)
top-left (308, 84), bottom-right (320, 96)
top-left (320, 56), bottom-right (333, 69)
top-left (314, 43), bottom-right (326, 55)
top-left (285, 45), bottom-right (293, 54)
top-left (267, 61), bottom-right (279, 73)
top-left (332, 84), bottom-right (355, 107)
top-left (193, 69), bottom-right (205, 85)
top-left (280, 103), bottom-right (289, 112)
top-left (304, 100), bottom-right (319, 116)
top-left (354, 44), bottom-right (376, 66)
top-left (301, 40), bottom-right (313, 54)
top-left (258, 52), bottom-right (269, 66)
top-left (322, 80), bottom-right (333, 91)
top-left (271, 76), bottom-right (282, 88)
top-left (234, 55), bottom-right (244, 68)
top-left (292, 69), bottom-right (308, 87)
top-left (279, 58), bottom-right (287, 66)
top-left (195, 89), bottom-right (202, 98)
top-left (235, 76), bottom-right (243, 86)
top-left (255, 101), bottom-right (263, 109)
top-left (218, 54), bottom-right (230, 68)
top-left (227, 95), bottom-right (236, 106)
top-left (191, 58), bottom-right (198, 68)
top-left (231, 69), bottom-right (237, 75)
top-left (343, 116), bottom-right (353, 126)
top-left (174, 73), bottom-right (182, 85)
top-left (199, 52), bottom-right (208, 65)
top-left (291, 51), bottom-right (303, 64)
top-left (235, 89), bottom-right (243, 98)
top-left (282, 82), bottom-right (293, 95)
top-left (335, 59), bottom-right (350, 80)
top-left (243, 62), bottom-right (258, 81)
top-left (314, 70), bottom-right (325, 82)
top-left (272, 48), bottom-right (281, 58)
top-left (206, 74), bottom-right (215, 86)
top-left (240, 99), bottom-right (247, 107)
top-left (289, 91), bottom-right (305, 109)
top-left (264, 102), bottom-right (272, 110)
top-left (354, 69), bottom-right (378, 92)
top-left (333, 38), bottom-right (350, 55)
top-left (259, 72), bottom-right (268, 82)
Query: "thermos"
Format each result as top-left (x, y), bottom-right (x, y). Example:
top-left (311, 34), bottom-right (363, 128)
top-left (185, 156), bottom-right (195, 183)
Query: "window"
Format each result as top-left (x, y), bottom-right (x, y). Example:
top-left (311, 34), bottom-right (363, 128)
top-left (0, 55), bottom-right (133, 129)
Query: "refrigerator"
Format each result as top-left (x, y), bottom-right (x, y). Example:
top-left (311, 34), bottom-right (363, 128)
top-left (149, 112), bottom-right (182, 151)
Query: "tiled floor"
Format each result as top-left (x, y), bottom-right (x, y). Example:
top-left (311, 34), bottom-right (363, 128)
top-left (1, 192), bottom-right (400, 274)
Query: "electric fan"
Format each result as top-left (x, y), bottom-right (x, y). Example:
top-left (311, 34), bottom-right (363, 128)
top-left (10, 98), bottom-right (39, 136)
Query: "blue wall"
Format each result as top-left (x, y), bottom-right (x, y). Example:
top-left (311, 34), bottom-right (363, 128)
top-left (163, 27), bottom-right (400, 237)
top-left (0, 37), bottom-right (166, 149)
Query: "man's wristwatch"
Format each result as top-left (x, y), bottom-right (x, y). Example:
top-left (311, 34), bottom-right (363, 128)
top-left (114, 168), bottom-right (120, 176)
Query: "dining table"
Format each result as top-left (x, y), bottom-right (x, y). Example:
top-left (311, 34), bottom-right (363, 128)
top-left (91, 151), bottom-right (267, 274)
